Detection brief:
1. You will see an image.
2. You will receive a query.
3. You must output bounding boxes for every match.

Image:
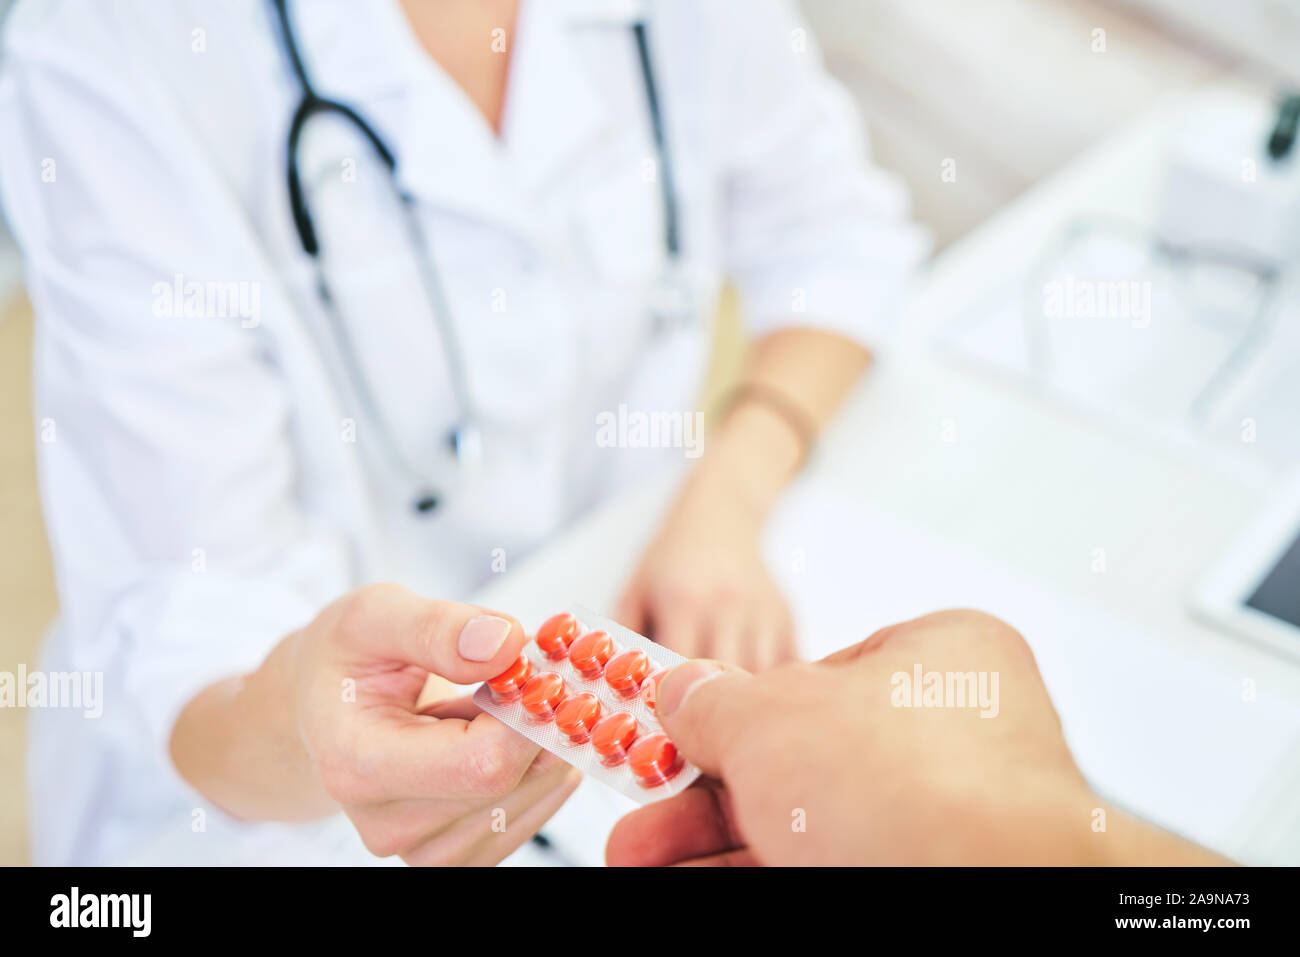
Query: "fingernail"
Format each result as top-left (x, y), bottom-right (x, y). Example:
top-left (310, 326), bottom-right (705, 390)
top-left (458, 615), bottom-right (512, 661)
top-left (658, 660), bottom-right (723, 718)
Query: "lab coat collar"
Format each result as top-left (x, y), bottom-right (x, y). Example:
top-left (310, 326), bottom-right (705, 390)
top-left (289, 0), bottom-right (409, 107)
top-left (504, 1), bottom-right (618, 199)
top-left (390, 38), bottom-right (526, 236)
top-left (394, 0), bottom-right (645, 239)
top-left (558, 0), bottom-right (647, 27)
top-left (289, 0), bottom-right (646, 241)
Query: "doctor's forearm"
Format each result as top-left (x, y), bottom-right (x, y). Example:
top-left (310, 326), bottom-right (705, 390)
top-left (704, 326), bottom-right (870, 514)
top-left (616, 327), bottom-right (870, 668)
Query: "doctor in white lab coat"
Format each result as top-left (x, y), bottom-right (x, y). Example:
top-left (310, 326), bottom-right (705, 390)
top-left (0, 0), bottom-right (926, 865)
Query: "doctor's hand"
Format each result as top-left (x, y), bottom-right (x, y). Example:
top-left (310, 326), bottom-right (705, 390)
top-left (171, 584), bottom-right (580, 866)
top-left (606, 610), bottom-right (1230, 866)
top-left (616, 458), bottom-right (797, 673)
top-left (616, 329), bottom-right (883, 671)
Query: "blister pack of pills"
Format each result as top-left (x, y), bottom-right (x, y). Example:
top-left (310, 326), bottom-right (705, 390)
top-left (474, 605), bottom-right (701, 804)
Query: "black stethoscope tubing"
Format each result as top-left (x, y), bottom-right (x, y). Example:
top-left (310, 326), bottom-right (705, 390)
top-left (271, 0), bottom-right (679, 515)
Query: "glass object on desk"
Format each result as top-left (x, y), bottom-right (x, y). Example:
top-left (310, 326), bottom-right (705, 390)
top-left (1021, 216), bottom-right (1281, 426)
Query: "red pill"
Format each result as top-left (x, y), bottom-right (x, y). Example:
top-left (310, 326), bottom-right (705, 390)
top-left (568, 630), bottom-right (615, 679)
top-left (521, 672), bottom-right (566, 720)
top-left (605, 648), bottom-right (651, 698)
top-left (535, 612), bottom-right (579, 661)
top-left (628, 732), bottom-right (681, 788)
top-left (554, 692), bottom-right (602, 743)
top-left (642, 669), bottom-right (667, 713)
top-left (486, 654), bottom-right (533, 702)
top-left (590, 711), bottom-right (638, 766)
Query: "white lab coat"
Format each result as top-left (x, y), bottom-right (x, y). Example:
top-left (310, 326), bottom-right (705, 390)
top-left (0, 0), bottom-right (927, 864)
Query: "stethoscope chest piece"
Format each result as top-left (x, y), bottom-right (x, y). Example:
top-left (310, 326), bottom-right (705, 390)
top-left (449, 421), bottom-right (485, 470)
top-left (647, 266), bottom-right (700, 335)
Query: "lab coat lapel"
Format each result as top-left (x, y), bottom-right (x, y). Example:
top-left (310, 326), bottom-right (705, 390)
top-left (504, 0), bottom-right (629, 199)
top-left (397, 0), bottom-right (635, 233)
top-left (393, 49), bottom-right (532, 240)
top-left (287, 0), bottom-right (526, 234)
top-left (301, 0), bottom-right (641, 243)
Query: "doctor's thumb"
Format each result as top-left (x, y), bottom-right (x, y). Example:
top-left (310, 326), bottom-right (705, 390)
top-left (654, 659), bottom-right (756, 779)
top-left (332, 585), bottom-right (528, 685)
top-left (409, 608), bottom-right (531, 685)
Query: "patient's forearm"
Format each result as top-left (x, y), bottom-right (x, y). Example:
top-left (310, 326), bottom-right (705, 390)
top-left (1090, 804), bottom-right (1237, 866)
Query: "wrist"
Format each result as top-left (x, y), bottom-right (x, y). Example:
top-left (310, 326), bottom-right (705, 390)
top-left (1082, 802), bottom-right (1236, 866)
top-left (1013, 785), bottom-right (1232, 866)
top-left (170, 630), bottom-right (334, 822)
top-left (247, 632), bottom-right (316, 779)
top-left (964, 775), bottom-right (1111, 865)
top-left (698, 400), bottom-right (805, 519)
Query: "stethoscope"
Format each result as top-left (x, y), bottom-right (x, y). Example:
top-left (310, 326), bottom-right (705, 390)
top-left (270, 0), bottom-right (686, 515)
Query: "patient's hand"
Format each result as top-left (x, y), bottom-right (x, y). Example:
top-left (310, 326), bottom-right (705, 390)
top-left (607, 610), bottom-right (1230, 866)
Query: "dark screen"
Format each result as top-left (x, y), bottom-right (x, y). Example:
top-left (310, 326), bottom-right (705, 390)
top-left (1245, 530), bottom-right (1300, 630)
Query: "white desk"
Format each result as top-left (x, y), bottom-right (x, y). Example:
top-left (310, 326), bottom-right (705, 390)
top-left (478, 89), bottom-right (1300, 866)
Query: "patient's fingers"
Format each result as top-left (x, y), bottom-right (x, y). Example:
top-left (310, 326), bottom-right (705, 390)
top-left (606, 782), bottom-right (744, 867)
top-left (675, 848), bottom-right (761, 867)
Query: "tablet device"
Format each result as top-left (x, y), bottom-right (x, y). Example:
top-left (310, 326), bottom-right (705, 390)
top-left (1193, 478), bottom-right (1300, 662)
